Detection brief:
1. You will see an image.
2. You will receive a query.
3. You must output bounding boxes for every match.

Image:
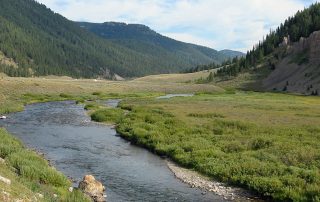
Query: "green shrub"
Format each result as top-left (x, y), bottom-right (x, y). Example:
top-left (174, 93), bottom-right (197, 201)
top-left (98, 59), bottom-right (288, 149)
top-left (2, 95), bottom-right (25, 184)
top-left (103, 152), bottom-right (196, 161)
top-left (92, 91), bottom-right (102, 96)
top-left (91, 108), bottom-right (124, 123)
top-left (188, 113), bottom-right (225, 118)
top-left (59, 93), bottom-right (72, 98)
top-left (84, 103), bottom-right (99, 110)
top-left (251, 138), bottom-right (273, 150)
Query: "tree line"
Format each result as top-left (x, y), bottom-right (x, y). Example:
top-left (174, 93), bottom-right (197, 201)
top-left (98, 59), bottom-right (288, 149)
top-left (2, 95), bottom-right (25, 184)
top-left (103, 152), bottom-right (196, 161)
top-left (216, 3), bottom-right (320, 77)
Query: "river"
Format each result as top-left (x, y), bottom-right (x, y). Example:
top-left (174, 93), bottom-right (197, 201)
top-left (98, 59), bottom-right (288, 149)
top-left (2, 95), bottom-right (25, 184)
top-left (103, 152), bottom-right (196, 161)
top-left (0, 101), bottom-right (225, 202)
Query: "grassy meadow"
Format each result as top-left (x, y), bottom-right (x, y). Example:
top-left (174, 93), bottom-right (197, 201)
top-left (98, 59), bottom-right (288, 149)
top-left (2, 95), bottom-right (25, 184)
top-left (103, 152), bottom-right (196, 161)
top-left (0, 73), bottom-right (320, 201)
top-left (0, 74), bottom-right (221, 201)
top-left (91, 91), bottom-right (320, 201)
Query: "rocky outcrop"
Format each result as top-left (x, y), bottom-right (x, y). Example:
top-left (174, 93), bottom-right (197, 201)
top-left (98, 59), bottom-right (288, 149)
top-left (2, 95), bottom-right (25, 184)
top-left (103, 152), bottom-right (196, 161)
top-left (305, 31), bottom-right (320, 63)
top-left (263, 31), bottom-right (320, 95)
top-left (78, 175), bottom-right (106, 202)
top-left (280, 35), bottom-right (290, 47)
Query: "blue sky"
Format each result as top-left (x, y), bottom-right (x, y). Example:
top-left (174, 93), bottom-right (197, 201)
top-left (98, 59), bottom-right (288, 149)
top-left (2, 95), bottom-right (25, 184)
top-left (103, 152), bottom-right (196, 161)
top-left (37, 0), bottom-right (317, 52)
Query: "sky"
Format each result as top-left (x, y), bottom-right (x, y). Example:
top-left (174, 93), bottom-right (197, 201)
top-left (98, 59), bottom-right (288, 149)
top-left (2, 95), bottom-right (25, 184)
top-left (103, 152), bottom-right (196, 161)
top-left (36, 0), bottom-right (317, 52)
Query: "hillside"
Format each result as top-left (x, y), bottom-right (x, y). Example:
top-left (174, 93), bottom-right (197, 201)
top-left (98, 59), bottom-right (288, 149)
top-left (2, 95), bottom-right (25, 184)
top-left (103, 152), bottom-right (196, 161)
top-left (262, 31), bottom-right (320, 94)
top-left (215, 3), bottom-right (320, 95)
top-left (77, 22), bottom-right (244, 67)
top-left (0, 0), bottom-right (240, 79)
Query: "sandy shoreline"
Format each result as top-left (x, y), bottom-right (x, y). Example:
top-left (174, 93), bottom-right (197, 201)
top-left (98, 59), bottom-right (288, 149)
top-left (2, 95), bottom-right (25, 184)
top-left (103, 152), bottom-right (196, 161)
top-left (167, 161), bottom-right (263, 202)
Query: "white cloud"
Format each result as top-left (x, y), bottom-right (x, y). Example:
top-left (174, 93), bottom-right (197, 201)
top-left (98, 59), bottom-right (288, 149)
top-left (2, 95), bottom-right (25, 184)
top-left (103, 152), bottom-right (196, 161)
top-left (36, 0), bottom-right (317, 52)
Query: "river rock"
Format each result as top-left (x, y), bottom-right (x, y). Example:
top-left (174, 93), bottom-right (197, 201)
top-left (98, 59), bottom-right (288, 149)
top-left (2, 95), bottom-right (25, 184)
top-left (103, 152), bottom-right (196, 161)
top-left (0, 175), bottom-right (11, 185)
top-left (35, 193), bottom-right (44, 199)
top-left (78, 175), bottom-right (106, 202)
top-left (68, 187), bottom-right (74, 192)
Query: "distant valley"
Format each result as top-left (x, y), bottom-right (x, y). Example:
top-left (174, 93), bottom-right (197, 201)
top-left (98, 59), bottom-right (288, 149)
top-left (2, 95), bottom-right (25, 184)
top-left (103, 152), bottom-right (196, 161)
top-left (0, 0), bottom-right (242, 79)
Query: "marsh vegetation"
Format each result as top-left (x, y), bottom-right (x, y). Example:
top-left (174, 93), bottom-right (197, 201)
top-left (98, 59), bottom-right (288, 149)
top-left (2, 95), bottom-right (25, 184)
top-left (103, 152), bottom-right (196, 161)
top-left (0, 76), bottom-right (319, 201)
top-left (91, 92), bottom-right (320, 201)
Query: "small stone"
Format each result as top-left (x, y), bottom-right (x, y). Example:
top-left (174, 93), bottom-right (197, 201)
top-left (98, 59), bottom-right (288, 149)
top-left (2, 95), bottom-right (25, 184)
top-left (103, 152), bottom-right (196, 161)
top-left (0, 158), bottom-right (5, 164)
top-left (36, 193), bottom-right (44, 199)
top-left (53, 194), bottom-right (58, 198)
top-left (2, 191), bottom-right (10, 197)
top-left (68, 187), bottom-right (74, 192)
top-left (0, 175), bottom-right (11, 185)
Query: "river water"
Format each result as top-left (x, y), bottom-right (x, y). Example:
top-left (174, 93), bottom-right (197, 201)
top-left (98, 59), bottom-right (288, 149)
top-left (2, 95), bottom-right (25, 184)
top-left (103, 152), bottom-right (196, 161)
top-left (0, 101), bottom-right (224, 202)
top-left (157, 94), bottom-right (194, 99)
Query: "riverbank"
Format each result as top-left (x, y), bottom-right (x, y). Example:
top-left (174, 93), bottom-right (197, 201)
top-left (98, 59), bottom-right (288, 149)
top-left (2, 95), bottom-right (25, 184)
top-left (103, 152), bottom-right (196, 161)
top-left (167, 161), bottom-right (263, 201)
top-left (0, 128), bottom-right (90, 201)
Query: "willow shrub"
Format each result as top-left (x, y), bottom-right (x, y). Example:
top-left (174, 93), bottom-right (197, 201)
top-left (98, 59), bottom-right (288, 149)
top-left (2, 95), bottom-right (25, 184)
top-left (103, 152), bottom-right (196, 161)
top-left (116, 105), bottom-right (320, 201)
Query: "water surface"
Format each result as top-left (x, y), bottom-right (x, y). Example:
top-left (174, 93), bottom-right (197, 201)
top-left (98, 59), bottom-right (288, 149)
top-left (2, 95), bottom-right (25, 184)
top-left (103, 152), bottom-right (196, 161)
top-left (0, 101), bottom-right (224, 202)
top-left (157, 94), bottom-right (194, 99)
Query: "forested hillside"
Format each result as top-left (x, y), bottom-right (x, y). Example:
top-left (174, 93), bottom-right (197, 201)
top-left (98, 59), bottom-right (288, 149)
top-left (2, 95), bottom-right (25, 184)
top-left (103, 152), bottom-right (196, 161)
top-left (215, 3), bottom-right (320, 95)
top-left (0, 0), bottom-right (240, 78)
top-left (77, 22), bottom-right (244, 68)
top-left (0, 0), bottom-right (151, 78)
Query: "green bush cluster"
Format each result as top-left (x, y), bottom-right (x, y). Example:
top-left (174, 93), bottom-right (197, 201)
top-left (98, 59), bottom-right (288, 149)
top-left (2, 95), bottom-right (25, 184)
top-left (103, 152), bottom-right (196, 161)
top-left (188, 112), bottom-right (225, 119)
top-left (91, 108), bottom-right (124, 123)
top-left (84, 103), bottom-right (99, 111)
top-left (116, 104), bottom-right (320, 201)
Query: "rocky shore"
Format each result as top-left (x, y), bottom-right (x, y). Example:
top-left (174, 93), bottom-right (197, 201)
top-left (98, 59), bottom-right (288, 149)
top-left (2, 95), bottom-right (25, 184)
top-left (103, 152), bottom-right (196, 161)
top-left (167, 161), bottom-right (263, 202)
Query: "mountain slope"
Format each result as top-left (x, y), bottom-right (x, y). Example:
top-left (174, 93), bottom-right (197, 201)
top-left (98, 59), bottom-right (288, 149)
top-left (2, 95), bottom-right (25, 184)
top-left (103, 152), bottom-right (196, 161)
top-left (0, 0), bottom-right (239, 78)
top-left (262, 31), bottom-right (320, 94)
top-left (219, 49), bottom-right (245, 58)
top-left (0, 0), bottom-right (154, 78)
top-left (77, 22), bottom-right (242, 66)
top-left (215, 3), bottom-right (320, 95)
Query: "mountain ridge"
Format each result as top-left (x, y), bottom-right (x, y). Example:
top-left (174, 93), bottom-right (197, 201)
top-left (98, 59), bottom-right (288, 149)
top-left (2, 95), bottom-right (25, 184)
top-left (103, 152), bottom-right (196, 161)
top-left (77, 21), bottom-right (244, 67)
top-left (0, 0), bottom-right (241, 78)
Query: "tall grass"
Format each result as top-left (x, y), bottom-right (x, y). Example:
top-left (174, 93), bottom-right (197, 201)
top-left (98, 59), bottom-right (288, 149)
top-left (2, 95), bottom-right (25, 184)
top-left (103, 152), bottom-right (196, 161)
top-left (91, 108), bottom-right (124, 123)
top-left (115, 93), bottom-right (320, 201)
top-left (0, 128), bottom-right (90, 201)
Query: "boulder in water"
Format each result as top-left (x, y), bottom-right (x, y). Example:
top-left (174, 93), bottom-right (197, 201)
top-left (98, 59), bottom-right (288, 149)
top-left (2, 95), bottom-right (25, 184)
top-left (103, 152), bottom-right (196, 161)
top-left (78, 175), bottom-right (106, 202)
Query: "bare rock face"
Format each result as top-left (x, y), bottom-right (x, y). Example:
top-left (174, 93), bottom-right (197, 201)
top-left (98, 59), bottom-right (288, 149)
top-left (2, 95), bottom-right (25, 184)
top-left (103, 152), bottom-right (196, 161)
top-left (280, 35), bottom-right (290, 47)
top-left (78, 175), bottom-right (106, 202)
top-left (263, 31), bottom-right (320, 95)
top-left (306, 31), bottom-right (320, 63)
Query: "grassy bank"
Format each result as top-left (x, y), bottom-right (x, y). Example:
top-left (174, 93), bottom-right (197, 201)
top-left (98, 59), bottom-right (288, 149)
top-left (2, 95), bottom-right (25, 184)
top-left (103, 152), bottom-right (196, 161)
top-left (0, 128), bottom-right (90, 201)
top-left (91, 92), bottom-right (320, 201)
